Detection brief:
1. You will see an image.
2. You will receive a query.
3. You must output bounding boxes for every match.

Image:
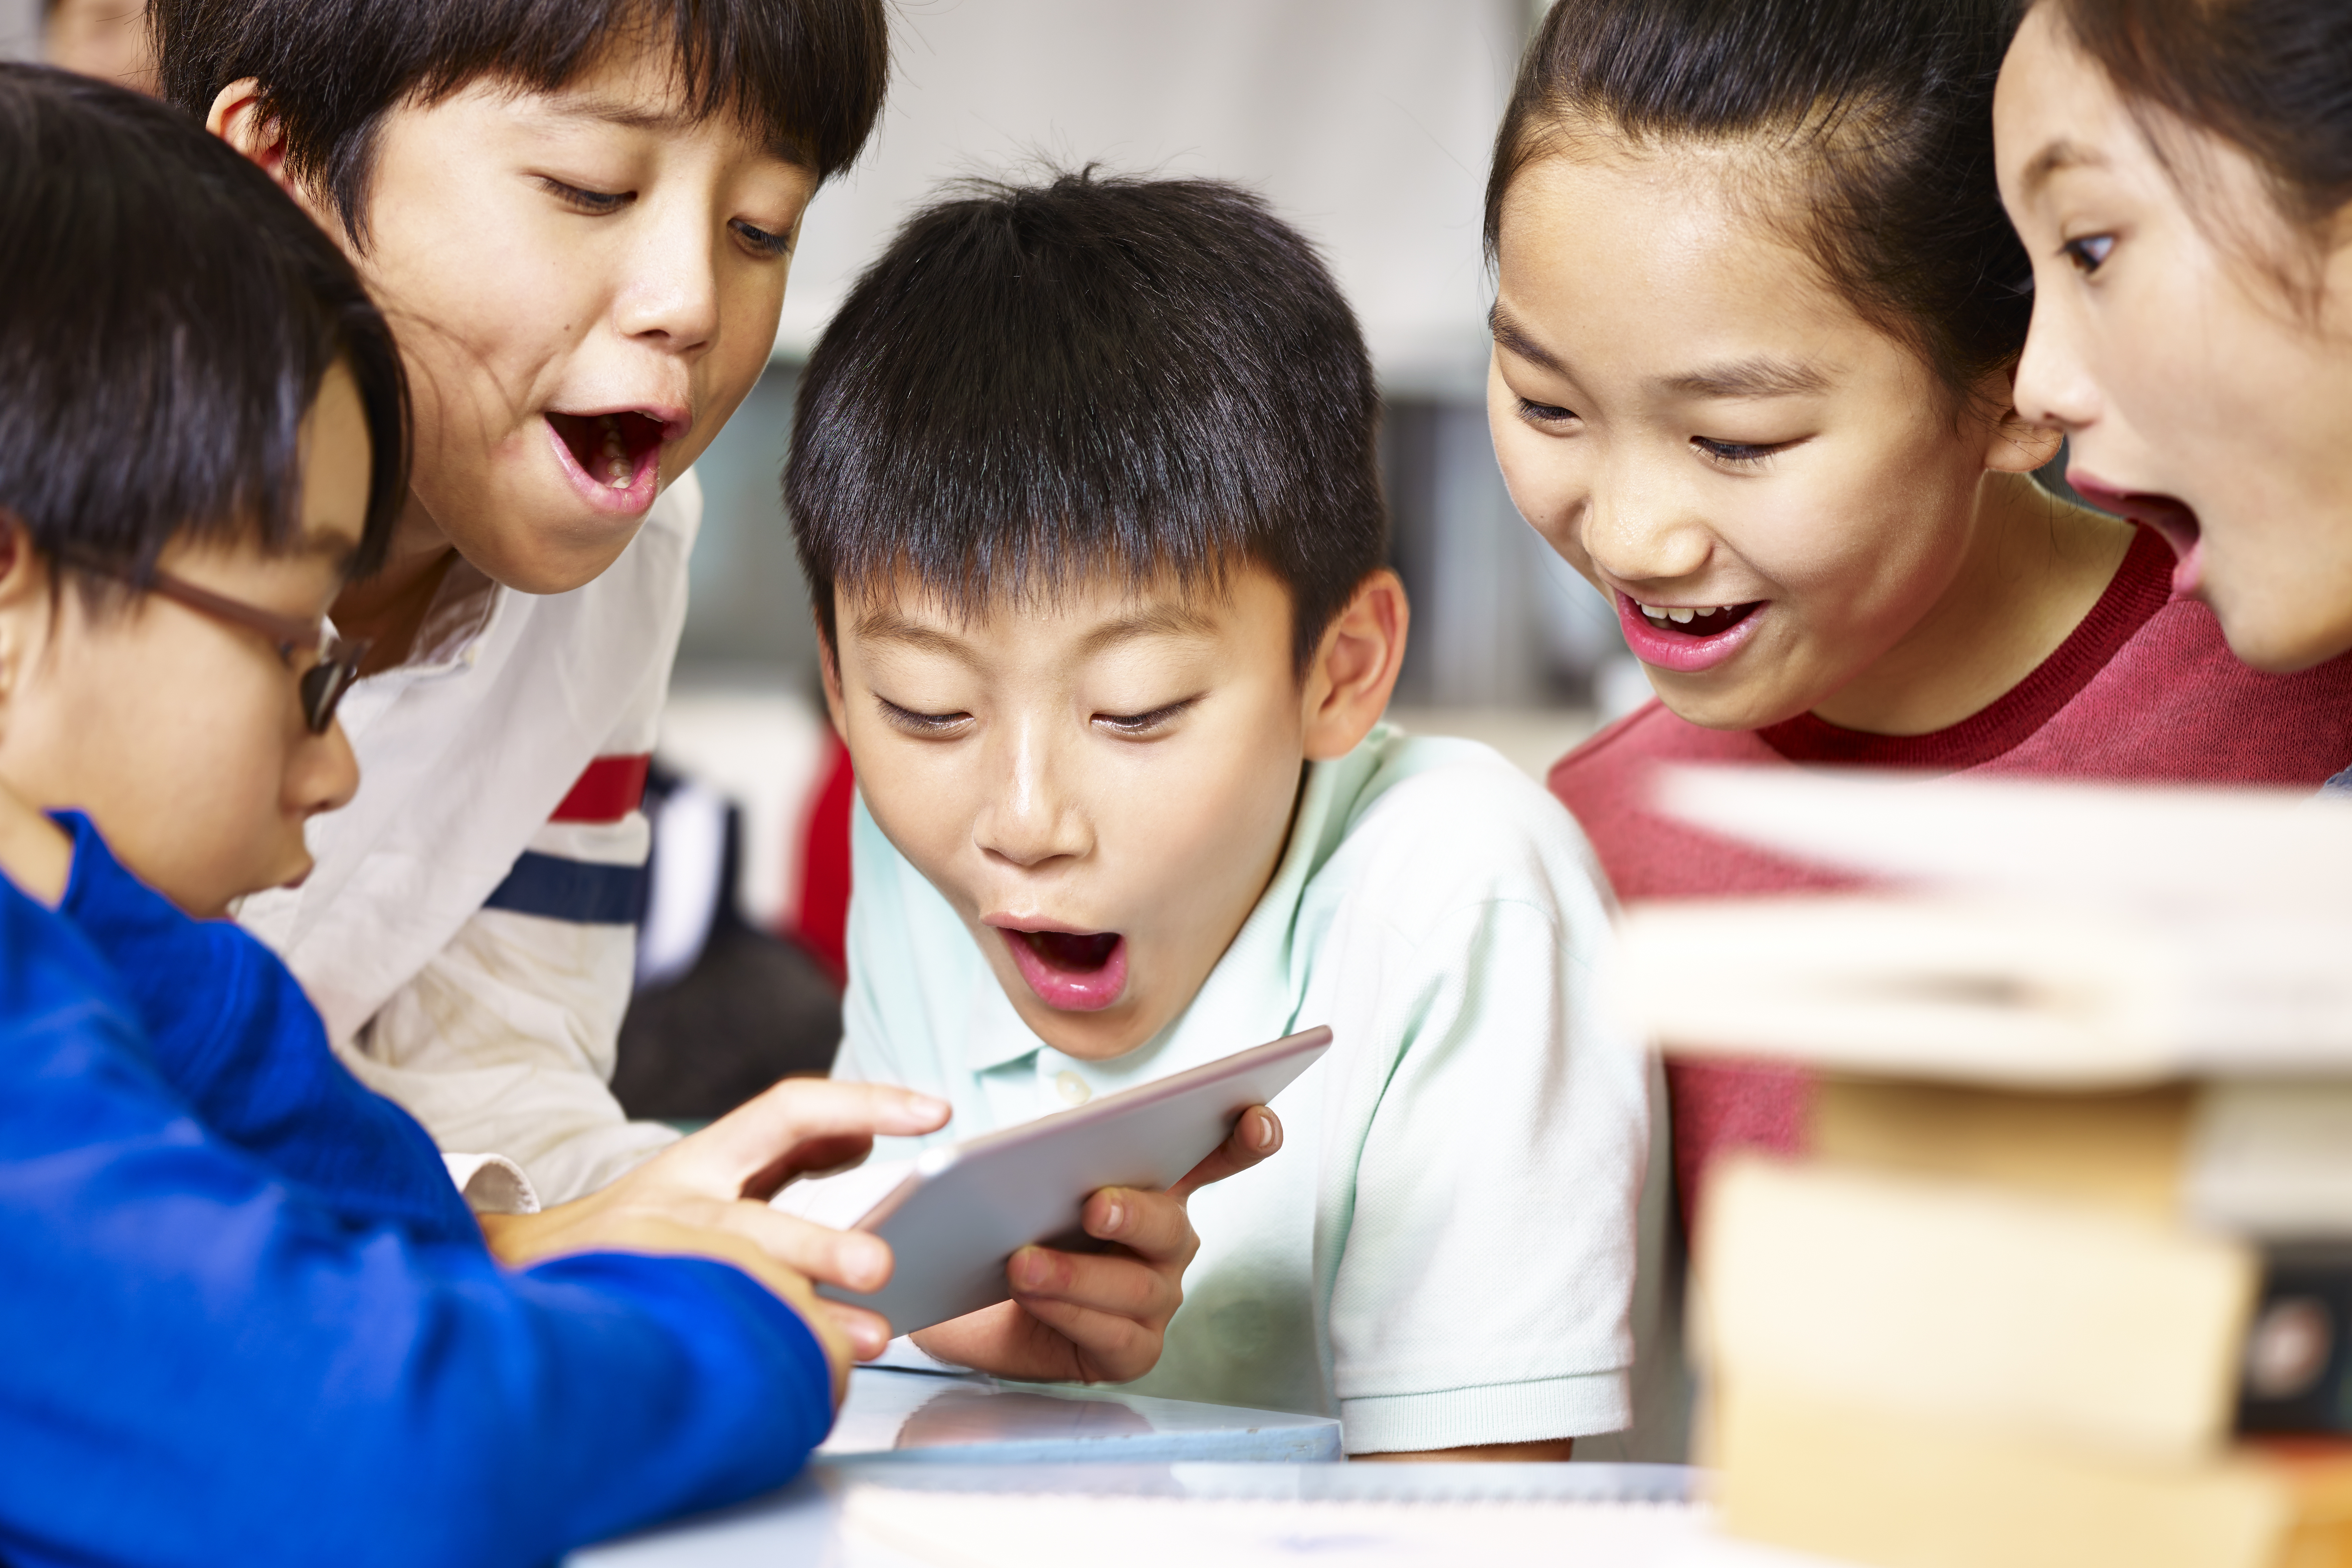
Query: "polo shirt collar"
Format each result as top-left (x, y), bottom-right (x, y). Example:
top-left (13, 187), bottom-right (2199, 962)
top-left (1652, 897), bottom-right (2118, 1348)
top-left (964, 965), bottom-right (1048, 1074)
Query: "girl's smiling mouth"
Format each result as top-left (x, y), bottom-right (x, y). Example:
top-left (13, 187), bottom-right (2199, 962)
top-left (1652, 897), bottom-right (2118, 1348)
top-left (1613, 590), bottom-right (1769, 673)
top-left (997, 925), bottom-right (1128, 1012)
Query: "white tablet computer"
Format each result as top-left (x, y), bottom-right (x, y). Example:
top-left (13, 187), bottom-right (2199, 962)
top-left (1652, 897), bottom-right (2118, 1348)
top-left (814, 1025), bottom-right (1332, 1337)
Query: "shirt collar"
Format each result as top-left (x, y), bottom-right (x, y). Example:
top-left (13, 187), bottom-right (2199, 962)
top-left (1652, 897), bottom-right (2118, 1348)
top-left (397, 555), bottom-right (502, 675)
top-left (964, 963), bottom-right (1049, 1074)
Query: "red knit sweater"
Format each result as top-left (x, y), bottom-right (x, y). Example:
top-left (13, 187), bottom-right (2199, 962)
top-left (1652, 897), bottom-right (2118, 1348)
top-left (1550, 525), bottom-right (2352, 1227)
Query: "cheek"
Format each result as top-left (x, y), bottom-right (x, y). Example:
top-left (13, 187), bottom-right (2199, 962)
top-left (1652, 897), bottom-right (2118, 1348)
top-left (1742, 448), bottom-right (1978, 624)
top-left (1108, 713), bottom-right (1301, 932)
top-left (1491, 423), bottom-right (1591, 565)
top-left (37, 640), bottom-right (299, 906)
top-left (363, 190), bottom-right (580, 435)
top-left (850, 734), bottom-right (967, 866)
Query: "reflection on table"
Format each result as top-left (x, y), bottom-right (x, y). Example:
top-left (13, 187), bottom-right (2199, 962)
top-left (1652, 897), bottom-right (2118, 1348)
top-left (818, 1365), bottom-right (1343, 1465)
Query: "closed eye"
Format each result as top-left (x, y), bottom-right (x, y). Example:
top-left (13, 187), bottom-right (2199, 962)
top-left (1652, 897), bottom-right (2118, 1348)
top-left (731, 219), bottom-right (793, 259)
top-left (1693, 436), bottom-right (1793, 470)
top-left (876, 696), bottom-right (971, 737)
top-left (539, 177), bottom-right (633, 216)
top-left (1517, 397), bottom-right (1578, 427)
top-left (1093, 697), bottom-right (1198, 738)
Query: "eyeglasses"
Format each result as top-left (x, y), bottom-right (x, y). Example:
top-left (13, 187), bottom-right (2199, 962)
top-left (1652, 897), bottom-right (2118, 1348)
top-left (56, 552), bottom-right (371, 735)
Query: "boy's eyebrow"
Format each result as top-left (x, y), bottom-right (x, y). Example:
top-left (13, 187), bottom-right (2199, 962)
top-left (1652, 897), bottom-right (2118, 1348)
top-left (1076, 604), bottom-right (1222, 655)
top-left (854, 602), bottom-right (1220, 657)
top-left (1488, 304), bottom-right (1564, 374)
top-left (853, 607), bottom-right (974, 659)
top-left (548, 93), bottom-right (813, 169)
top-left (1661, 356), bottom-right (1832, 400)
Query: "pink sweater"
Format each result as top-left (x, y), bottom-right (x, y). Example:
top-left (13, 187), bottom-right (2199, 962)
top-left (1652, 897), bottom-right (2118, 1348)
top-left (1551, 525), bottom-right (2352, 1226)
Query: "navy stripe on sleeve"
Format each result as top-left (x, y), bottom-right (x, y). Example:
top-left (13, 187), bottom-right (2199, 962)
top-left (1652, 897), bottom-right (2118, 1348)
top-left (482, 852), bottom-right (645, 926)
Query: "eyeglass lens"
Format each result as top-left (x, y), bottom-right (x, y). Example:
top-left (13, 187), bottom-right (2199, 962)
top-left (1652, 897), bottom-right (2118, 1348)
top-left (296, 625), bottom-right (370, 734)
top-left (298, 659), bottom-right (357, 734)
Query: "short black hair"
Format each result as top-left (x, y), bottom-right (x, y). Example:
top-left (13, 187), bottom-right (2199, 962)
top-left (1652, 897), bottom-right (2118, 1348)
top-left (152, 0), bottom-right (888, 245)
top-left (1487, 0), bottom-right (2032, 407)
top-left (786, 168), bottom-right (1387, 676)
top-left (0, 63), bottom-right (408, 589)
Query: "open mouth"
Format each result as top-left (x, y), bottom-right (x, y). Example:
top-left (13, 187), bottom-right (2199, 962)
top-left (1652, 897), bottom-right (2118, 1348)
top-left (2069, 475), bottom-right (2204, 597)
top-left (998, 927), bottom-right (1128, 1013)
top-left (546, 409), bottom-right (667, 500)
top-left (1613, 591), bottom-right (1770, 674)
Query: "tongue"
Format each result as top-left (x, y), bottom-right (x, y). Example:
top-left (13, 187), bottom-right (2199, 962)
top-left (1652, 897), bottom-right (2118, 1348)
top-left (550, 410), bottom-right (662, 486)
top-left (1025, 930), bottom-right (1121, 973)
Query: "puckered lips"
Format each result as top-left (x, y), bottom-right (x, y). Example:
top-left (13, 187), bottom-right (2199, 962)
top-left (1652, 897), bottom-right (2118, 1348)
top-left (991, 920), bottom-right (1129, 1012)
top-left (1613, 589), bottom-right (1770, 673)
top-left (545, 408), bottom-right (673, 516)
top-left (2070, 473), bottom-right (2204, 598)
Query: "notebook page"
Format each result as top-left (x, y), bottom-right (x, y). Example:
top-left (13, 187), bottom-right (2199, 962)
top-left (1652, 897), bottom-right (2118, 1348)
top-left (840, 1487), bottom-right (1709, 1568)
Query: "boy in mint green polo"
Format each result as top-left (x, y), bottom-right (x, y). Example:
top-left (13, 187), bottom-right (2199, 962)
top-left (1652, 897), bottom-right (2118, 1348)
top-left (788, 170), bottom-right (1648, 1458)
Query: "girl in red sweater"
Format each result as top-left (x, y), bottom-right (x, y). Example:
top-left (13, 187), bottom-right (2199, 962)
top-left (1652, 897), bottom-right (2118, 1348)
top-left (1996, 0), bottom-right (2352, 689)
top-left (1488, 0), bottom-right (2352, 1222)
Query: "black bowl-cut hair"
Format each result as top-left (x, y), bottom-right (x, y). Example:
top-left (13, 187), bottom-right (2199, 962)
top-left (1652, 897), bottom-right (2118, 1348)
top-left (786, 168), bottom-right (1389, 678)
top-left (0, 63), bottom-right (408, 592)
top-left (152, 0), bottom-right (888, 246)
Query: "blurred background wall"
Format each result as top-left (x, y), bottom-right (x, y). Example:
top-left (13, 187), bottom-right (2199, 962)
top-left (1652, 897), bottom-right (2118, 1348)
top-left (0, 0), bottom-right (40, 59)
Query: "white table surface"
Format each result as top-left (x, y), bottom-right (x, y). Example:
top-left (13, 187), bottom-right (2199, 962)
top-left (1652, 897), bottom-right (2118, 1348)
top-left (570, 1458), bottom-right (1724, 1567)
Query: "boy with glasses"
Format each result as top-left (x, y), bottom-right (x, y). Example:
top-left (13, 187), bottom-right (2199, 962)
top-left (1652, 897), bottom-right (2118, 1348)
top-left (0, 65), bottom-right (935, 1566)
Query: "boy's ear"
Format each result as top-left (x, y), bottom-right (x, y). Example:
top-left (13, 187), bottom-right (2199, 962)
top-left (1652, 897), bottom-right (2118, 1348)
top-left (814, 609), bottom-right (848, 743)
top-left (1301, 569), bottom-right (1409, 763)
top-left (1978, 361), bottom-right (2066, 476)
top-left (206, 79), bottom-right (329, 226)
top-left (0, 515), bottom-right (49, 705)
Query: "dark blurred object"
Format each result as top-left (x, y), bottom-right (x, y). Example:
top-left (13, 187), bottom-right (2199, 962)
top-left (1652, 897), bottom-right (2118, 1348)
top-left (2241, 1244), bottom-right (2352, 1435)
top-left (615, 766), bottom-right (840, 1122)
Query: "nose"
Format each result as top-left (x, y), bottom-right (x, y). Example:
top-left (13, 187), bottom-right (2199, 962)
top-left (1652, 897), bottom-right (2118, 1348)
top-left (972, 715), bottom-right (1093, 871)
top-left (289, 717), bottom-right (360, 820)
top-left (1581, 445), bottom-right (1714, 590)
top-left (2013, 288), bottom-right (2100, 435)
top-left (611, 200), bottom-right (721, 359)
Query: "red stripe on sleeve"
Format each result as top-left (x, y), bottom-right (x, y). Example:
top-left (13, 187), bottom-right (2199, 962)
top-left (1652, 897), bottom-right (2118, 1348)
top-left (552, 754), bottom-right (652, 824)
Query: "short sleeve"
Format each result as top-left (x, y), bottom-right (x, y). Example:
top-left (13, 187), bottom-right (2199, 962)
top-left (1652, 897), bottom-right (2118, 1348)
top-left (1323, 891), bottom-right (1648, 1452)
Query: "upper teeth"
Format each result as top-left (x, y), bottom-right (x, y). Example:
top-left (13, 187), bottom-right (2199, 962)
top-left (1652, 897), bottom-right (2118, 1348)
top-left (1637, 602), bottom-right (1730, 624)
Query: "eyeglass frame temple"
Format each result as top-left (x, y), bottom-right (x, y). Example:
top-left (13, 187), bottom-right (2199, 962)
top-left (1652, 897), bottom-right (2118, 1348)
top-left (41, 541), bottom-right (370, 734)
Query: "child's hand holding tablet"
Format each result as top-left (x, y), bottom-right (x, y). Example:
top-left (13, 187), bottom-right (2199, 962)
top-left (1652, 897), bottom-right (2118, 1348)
top-left (799, 1029), bottom-right (1326, 1383)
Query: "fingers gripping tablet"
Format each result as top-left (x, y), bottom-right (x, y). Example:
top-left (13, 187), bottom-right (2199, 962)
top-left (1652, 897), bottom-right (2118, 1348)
top-left (815, 1027), bottom-right (1331, 1336)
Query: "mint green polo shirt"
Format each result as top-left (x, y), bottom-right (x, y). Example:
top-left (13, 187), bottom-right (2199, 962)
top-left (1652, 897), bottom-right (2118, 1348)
top-left (833, 725), bottom-right (1646, 1454)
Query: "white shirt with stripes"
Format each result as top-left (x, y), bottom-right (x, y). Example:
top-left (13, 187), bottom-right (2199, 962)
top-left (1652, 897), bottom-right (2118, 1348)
top-left (237, 475), bottom-right (702, 1207)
